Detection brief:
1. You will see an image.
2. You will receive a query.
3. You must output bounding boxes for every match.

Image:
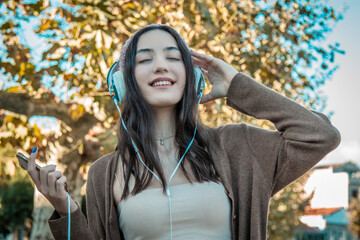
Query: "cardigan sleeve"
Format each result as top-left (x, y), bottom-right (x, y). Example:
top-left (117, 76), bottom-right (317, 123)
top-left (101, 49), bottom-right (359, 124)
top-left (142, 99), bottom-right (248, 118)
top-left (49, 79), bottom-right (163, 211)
top-left (48, 166), bottom-right (104, 239)
top-left (48, 202), bottom-right (92, 239)
top-left (223, 72), bottom-right (341, 196)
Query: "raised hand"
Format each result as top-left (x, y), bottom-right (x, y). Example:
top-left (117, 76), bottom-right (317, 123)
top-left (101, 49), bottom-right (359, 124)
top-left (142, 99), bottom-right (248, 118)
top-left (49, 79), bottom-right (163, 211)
top-left (27, 147), bottom-right (78, 216)
top-left (191, 50), bottom-right (238, 104)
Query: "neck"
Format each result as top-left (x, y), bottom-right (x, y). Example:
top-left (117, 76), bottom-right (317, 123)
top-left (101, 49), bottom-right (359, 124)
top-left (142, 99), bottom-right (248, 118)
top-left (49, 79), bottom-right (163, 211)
top-left (152, 106), bottom-right (177, 153)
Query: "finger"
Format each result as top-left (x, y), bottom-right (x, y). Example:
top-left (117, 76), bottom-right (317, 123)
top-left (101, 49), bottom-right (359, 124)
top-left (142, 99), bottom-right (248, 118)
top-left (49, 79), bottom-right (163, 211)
top-left (190, 50), bottom-right (214, 63)
top-left (28, 147), bottom-right (40, 185)
top-left (56, 176), bottom-right (68, 196)
top-left (39, 164), bottom-right (57, 192)
top-left (201, 69), bottom-right (209, 79)
top-left (48, 171), bottom-right (62, 197)
top-left (192, 56), bottom-right (209, 70)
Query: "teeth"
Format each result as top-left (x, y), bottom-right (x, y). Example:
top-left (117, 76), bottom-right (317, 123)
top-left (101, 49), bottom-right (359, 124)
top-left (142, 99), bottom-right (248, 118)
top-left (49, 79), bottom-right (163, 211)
top-left (152, 81), bottom-right (172, 86)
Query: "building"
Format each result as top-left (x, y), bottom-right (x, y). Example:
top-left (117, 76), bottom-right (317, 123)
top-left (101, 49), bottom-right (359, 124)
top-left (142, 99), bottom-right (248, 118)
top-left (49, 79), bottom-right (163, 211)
top-left (295, 162), bottom-right (360, 240)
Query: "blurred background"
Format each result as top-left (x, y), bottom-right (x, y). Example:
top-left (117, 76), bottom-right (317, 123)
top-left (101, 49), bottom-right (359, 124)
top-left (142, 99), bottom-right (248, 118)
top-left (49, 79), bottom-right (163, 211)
top-left (0, 0), bottom-right (359, 239)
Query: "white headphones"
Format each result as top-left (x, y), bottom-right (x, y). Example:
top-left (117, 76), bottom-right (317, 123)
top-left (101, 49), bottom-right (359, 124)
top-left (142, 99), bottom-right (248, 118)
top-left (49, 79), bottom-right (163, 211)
top-left (107, 61), bottom-right (205, 104)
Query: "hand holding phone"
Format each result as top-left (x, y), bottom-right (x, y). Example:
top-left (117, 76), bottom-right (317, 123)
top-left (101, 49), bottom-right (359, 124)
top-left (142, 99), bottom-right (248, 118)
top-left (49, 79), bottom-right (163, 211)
top-left (16, 147), bottom-right (77, 216)
top-left (16, 152), bottom-right (68, 192)
top-left (16, 152), bottom-right (41, 170)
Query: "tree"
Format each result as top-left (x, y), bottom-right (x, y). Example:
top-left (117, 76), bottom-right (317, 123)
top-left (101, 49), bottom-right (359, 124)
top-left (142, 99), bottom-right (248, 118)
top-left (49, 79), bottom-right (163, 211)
top-left (349, 197), bottom-right (360, 238)
top-left (267, 172), bottom-right (313, 239)
top-left (0, 144), bottom-right (34, 239)
top-left (0, 0), bottom-right (344, 238)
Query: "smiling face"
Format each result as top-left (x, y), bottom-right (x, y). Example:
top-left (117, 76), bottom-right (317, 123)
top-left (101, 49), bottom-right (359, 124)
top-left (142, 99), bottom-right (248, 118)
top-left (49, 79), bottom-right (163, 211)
top-left (134, 29), bottom-right (186, 109)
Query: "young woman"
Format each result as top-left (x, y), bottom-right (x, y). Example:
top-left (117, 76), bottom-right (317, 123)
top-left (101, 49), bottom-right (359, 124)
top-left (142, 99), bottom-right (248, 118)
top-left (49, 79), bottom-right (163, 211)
top-left (26, 24), bottom-right (340, 239)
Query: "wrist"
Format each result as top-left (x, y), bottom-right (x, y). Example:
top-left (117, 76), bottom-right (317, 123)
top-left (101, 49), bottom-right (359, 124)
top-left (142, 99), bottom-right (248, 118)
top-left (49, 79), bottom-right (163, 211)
top-left (57, 199), bottom-right (78, 217)
top-left (224, 71), bottom-right (238, 94)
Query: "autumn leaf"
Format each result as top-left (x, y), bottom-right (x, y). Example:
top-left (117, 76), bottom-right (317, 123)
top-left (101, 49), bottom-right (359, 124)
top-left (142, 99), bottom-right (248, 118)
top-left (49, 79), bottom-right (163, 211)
top-left (68, 104), bottom-right (86, 121)
top-left (6, 86), bottom-right (22, 93)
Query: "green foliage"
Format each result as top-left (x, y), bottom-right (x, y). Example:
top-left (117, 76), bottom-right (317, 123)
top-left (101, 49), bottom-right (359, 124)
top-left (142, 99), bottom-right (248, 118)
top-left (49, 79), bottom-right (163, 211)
top-left (349, 197), bottom-right (360, 237)
top-left (267, 173), bottom-right (313, 239)
top-left (0, 181), bottom-right (34, 236)
top-left (0, 144), bottom-right (34, 236)
top-left (0, 110), bottom-right (45, 151)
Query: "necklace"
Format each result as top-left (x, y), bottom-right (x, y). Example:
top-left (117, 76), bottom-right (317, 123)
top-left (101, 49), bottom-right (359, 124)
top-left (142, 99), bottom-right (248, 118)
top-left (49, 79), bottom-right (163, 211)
top-left (156, 135), bottom-right (175, 145)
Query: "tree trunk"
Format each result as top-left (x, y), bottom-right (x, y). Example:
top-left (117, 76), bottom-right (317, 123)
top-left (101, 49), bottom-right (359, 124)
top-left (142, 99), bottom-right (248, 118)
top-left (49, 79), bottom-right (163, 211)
top-left (30, 192), bottom-right (54, 240)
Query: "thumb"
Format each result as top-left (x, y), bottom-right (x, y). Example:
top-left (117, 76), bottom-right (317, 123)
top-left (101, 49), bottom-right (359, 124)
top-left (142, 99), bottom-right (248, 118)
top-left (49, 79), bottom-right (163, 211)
top-left (28, 146), bottom-right (38, 170)
top-left (27, 146), bottom-right (40, 185)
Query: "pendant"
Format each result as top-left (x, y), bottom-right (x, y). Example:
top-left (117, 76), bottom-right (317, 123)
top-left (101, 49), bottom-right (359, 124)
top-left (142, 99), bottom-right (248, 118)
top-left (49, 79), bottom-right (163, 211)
top-left (160, 138), bottom-right (164, 145)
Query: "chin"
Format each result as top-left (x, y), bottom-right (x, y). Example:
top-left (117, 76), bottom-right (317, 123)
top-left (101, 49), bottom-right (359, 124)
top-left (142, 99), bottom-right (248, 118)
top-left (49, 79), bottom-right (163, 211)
top-left (149, 99), bottom-right (181, 108)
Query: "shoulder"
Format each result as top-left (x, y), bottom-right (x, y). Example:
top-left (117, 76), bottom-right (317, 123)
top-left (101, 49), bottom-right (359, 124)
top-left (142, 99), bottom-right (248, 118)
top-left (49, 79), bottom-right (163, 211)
top-left (207, 123), bottom-right (281, 155)
top-left (88, 151), bottom-right (117, 182)
top-left (207, 122), bottom-right (258, 142)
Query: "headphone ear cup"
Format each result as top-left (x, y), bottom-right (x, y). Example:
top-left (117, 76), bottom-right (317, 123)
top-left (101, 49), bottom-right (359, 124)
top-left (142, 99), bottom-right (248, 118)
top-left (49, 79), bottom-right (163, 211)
top-left (113, 71), bottom-right (126, 104)
top-left (193, 67), bottom-right (205, 95)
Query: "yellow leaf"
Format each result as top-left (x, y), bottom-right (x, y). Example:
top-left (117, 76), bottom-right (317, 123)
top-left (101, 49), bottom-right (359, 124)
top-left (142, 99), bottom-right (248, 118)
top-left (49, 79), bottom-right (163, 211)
top-left (125, 3), bottom-right (135, 9)
top-left (68, 104), bottom-right (85, 121)
top-left (6, 85), bottom-right (22, 93)
top-left (4, 115), bottom-right (14, 123)
top-left (19, 62), bottom-right (26, 76)
top-left (77, 139), bottom-right (84, 154)
top-left (33, 123), bottom-right (42, 137)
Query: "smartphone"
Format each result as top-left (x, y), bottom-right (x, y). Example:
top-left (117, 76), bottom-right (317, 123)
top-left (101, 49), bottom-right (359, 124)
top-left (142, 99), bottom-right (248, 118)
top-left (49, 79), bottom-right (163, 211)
top-left (16, 152), bottom-right (41, 171)
top-left (15, 152), bottom-right (68, 191)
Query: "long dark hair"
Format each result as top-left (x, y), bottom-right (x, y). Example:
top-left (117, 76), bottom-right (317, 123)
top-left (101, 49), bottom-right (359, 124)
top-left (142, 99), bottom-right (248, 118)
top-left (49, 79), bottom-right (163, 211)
top-left (117, 25), bottom-right (219, 200)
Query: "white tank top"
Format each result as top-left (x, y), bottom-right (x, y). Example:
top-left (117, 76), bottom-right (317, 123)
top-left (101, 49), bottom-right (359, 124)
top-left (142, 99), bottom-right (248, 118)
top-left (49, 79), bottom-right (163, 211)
top-left (115, 180), bottom-right (231, 240)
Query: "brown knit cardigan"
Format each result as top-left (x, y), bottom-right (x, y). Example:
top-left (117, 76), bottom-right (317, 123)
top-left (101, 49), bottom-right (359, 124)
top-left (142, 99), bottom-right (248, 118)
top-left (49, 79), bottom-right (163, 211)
top-left (48, 72), bottom-right (340, 239)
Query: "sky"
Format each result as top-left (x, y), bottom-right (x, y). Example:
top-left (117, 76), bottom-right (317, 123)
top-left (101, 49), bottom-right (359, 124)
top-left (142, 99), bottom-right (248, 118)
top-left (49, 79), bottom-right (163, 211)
top-left (318, 0), bottom-right (360, 166)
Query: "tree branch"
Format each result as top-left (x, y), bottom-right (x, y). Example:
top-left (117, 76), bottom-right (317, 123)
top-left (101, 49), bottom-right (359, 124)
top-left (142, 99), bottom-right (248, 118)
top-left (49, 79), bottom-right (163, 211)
top-left (0, 91), bottom-right (73, 125)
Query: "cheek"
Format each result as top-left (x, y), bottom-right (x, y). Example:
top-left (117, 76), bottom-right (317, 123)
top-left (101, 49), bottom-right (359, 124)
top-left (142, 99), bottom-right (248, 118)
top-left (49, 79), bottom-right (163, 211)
top-left (134, 66), bottom-right (147, 88)
top-left (178, 67), bottom-right (187, 86)
top-left (134, 66), bottom-right (141, 82)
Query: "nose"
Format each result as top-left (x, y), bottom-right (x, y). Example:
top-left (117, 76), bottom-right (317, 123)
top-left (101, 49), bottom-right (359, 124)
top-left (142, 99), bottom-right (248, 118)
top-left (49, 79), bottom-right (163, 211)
top-left (153, 56), bottom-right (169, 73)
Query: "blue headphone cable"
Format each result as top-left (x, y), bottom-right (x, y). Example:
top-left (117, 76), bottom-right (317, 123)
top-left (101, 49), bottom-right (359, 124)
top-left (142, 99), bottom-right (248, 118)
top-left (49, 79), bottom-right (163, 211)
top-left (112, 88), bottom-right (203, 240)
top-left (67, 192), bottom-right (70, 240)
top-left (107, 60), bottom-right (205, 239)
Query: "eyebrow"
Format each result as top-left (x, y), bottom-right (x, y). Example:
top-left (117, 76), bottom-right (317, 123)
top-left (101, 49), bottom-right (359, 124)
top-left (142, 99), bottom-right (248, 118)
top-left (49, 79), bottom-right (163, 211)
top-left (136, 46), bottom-right (180, 55)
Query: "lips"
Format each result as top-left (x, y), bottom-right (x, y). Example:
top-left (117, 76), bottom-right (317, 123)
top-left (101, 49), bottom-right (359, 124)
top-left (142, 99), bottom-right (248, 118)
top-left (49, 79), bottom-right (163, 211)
top-left (149, 77), bottom-right (175, 86)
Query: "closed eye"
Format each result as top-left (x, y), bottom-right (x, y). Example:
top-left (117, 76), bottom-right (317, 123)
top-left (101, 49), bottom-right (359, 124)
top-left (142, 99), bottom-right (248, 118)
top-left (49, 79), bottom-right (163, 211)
top-left (167, 58), bottom-right (180, 61)
top-left (138, 59), bottom-right (151, 63)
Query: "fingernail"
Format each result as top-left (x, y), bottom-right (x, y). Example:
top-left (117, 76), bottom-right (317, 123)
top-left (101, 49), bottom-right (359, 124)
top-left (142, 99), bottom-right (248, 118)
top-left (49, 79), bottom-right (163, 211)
top-left (32, 146), bottom-right (37, 153)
